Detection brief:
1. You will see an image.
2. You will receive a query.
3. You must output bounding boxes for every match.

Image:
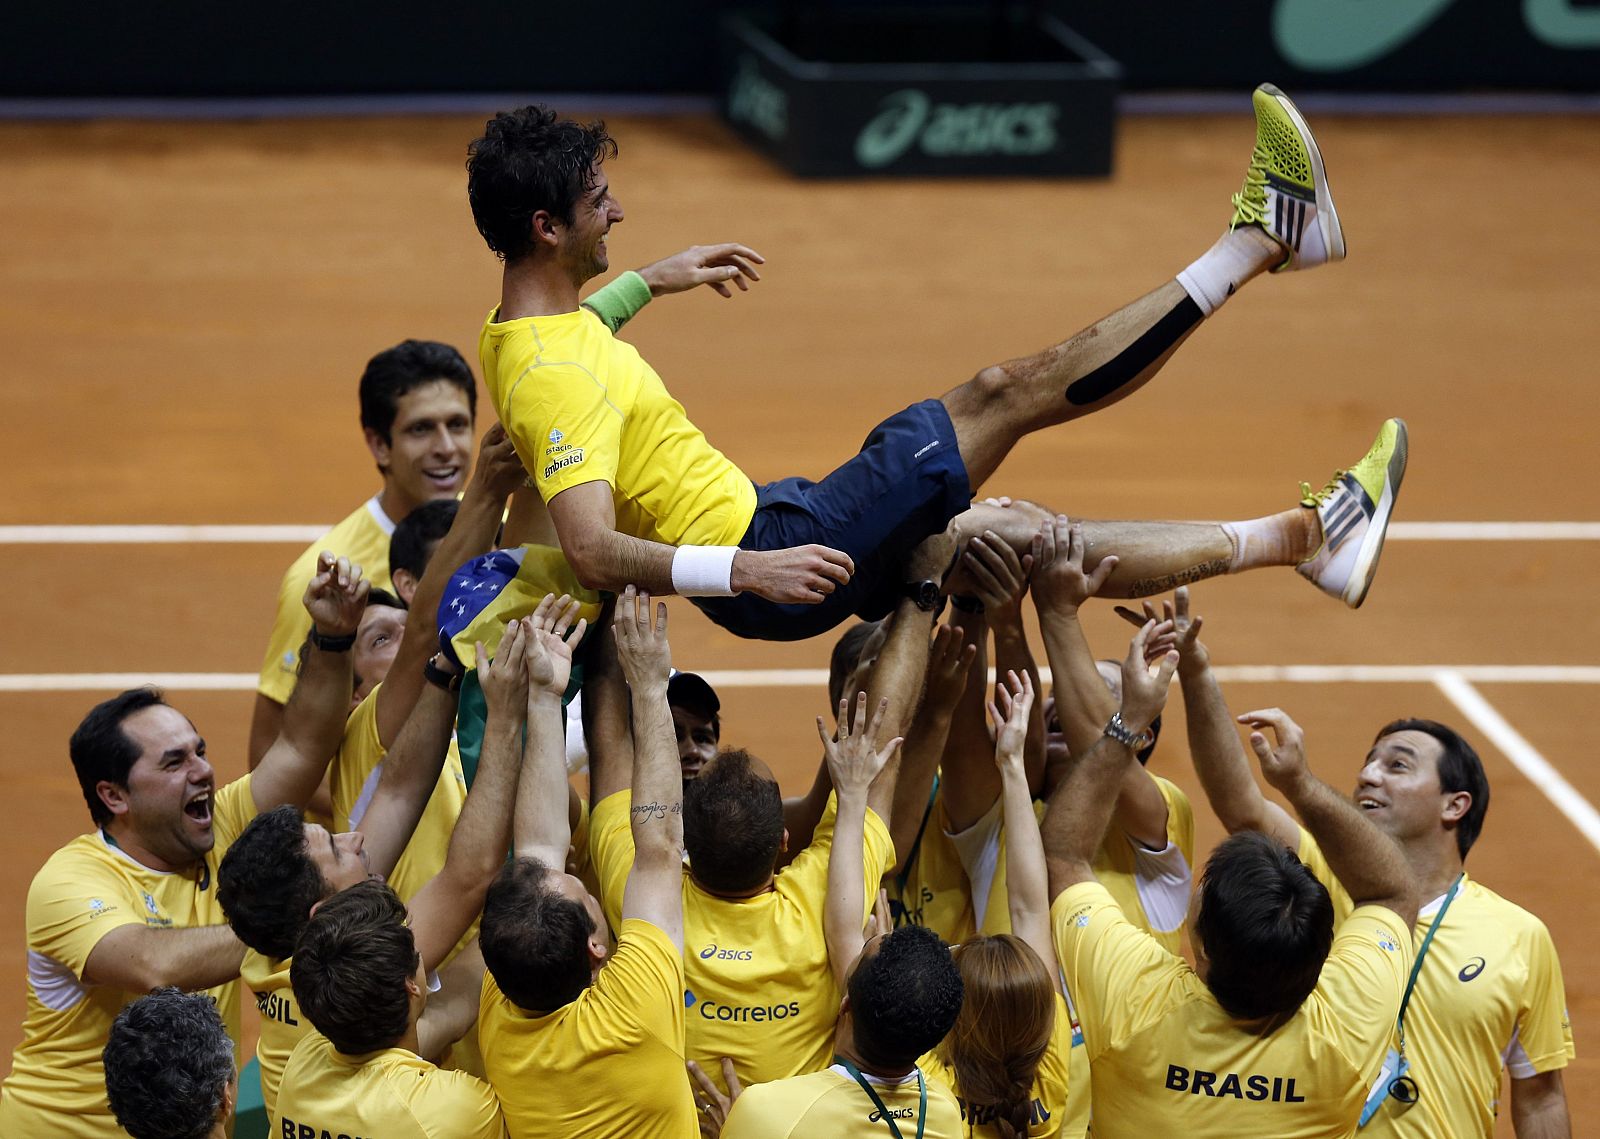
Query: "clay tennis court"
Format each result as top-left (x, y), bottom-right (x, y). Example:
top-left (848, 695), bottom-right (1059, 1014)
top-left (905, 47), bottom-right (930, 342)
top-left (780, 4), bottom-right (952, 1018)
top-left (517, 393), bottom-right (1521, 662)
top-left (1, 108), bottom-right (1595, 1131)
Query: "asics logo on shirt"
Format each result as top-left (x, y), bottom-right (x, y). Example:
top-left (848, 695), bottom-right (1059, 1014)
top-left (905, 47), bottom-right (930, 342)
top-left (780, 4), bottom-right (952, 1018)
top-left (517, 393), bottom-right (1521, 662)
top-left (870, 1107), bottom-right (916, 1122)
top-left (699, 944), bottom-right (754, 961)
top-left (1458, 956), bottom-right (1487, 982)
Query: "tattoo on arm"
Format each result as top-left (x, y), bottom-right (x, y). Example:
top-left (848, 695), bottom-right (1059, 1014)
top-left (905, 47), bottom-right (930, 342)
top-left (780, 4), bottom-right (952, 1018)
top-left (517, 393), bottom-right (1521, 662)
top-left (630, 800), bottom-right (682, 822)
top-left (1127, 557), bottom-right (1231, 598)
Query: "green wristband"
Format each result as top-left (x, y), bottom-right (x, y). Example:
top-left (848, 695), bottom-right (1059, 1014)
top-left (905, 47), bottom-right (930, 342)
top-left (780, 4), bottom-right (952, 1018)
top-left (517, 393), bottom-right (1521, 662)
top-left (582, 270), bottom-right (653, 333)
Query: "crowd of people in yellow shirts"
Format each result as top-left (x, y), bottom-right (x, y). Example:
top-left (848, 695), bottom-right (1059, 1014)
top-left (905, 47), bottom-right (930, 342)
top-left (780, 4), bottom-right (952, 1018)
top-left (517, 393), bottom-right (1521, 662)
top-left (0, 85), bottom-right (1579, 1139)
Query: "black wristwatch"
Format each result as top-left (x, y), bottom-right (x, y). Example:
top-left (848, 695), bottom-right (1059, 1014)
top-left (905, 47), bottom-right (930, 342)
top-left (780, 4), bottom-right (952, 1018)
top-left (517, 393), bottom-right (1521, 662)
top-left (308, 627), bottom-right (356, 652)
top-left (423, 654), bottom-right (464, 693)
top-left (903, 579), bottom-right (943, 614)
top-left (950, 594), bottom-right (985, 615)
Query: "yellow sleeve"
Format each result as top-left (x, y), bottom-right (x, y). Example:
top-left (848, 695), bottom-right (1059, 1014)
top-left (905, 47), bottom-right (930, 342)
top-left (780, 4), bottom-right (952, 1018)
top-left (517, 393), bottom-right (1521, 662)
top-left (1050, 882), bottom-right (1189, 1062)
top-left (776, 795), bottom-right (891, 926)
top-left (594, 919), bottom-right (687, 1053)
top-left (500, 352), bottom-right (622, 501)
top-left (211, 774), bottom-right (259, 849)
top-left (1308, 904), bottom-right (1413, 1068)
top-left (1294, 828), bottom-right (1355, 922)
top-left (328, 693), bottom-right (383, 830)
top-left (26, 848), bottom-right (144, 979)
top-left (589, 791), bottom-right (636, 935)
top-left (720, 1082), bottom-right (794, 1139)
top-left (415, 1070), bottom-right (505, 1139)
top-left (1511, 917), bottom-right (1576, 1074)
top-left (257, 558), bottom-right (315, 704)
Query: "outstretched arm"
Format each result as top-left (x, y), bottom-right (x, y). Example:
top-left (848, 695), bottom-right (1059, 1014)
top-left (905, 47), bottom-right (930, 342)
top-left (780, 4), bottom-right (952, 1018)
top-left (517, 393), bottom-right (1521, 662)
top-left (821, 694), bottom-right (904, 986)
top-left (356, 679), bottom-right (461, 880)
top-left (1033, 519), bottom-right (1170, 849)
top-left (82, 925), bottom-right (244, 994)
top-left (614, 588), bottom-right (686, 950)
top-left (515, 598), bottom-right (588, 867)
top-left (988, 671), bottom-right (1060, 994)
top-left (1042, 622), bottom-right (1178, 900)
top-left (885, 625), bottom-right (975, 874)
top-left (1237, 708), bottom-right (1418, 927)
top-left (582, 244), bottom-right (766, 333)
top-left (250, 555), bottom-right (367, 812)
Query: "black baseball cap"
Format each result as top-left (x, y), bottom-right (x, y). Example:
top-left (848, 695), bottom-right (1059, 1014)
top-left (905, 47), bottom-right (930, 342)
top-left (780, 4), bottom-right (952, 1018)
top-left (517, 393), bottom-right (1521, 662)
top-left (667, 672), bottom-right (720, 722)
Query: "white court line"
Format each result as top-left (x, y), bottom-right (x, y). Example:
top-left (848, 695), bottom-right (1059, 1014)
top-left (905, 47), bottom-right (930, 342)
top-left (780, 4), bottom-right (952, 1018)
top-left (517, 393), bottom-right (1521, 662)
top-left (6, 664), bottom-right (1600, 693)
top-left (2, 522), bottom-right (1600, 545)
top-left (1433, 670), bottom-right (1600, 855)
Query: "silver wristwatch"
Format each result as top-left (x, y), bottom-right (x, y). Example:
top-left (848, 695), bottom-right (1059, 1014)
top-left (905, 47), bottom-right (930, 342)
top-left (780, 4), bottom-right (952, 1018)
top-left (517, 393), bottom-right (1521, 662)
top-left (1103, 712), bottom-right (1152, 749)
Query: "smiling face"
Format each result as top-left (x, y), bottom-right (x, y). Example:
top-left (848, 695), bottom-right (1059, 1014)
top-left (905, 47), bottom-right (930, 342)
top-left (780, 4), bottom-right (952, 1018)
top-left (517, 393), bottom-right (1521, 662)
top-left (364, 380), bottom-right (474, 518)
top-left (672, 705), bottom-right (719, 781)
top-left (555, 162), bottom-right (623, 282)
top-left (1353, 729), bottom-right (1467, 846)
top-left (304, 823), bottom-right (377, 893)
top-left (103, 704), bottom-right (217, 869)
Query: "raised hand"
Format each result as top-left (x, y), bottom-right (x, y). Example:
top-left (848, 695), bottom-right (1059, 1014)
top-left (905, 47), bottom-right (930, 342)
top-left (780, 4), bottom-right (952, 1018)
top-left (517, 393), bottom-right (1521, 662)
top-left (637, 243), bottom-right (765, 299)
top-left (1114, 586), bottom-right (1207, 672)
top-left (987, 669), bottom-right (1036, 775)
top-left (1119, 620), bottom-right (1179, 737)
top-left (1032, 517), bottom-right (1117, 614)
top-left (816, 692), bottom-right (903, 799)
top-left (303, 551), bottom-right (370, 637)
top-left (524, 592), bottom-right (587, 698)
top-left (612, 585), bottom-right (671, 686)
top-left (732, 545), bottom-right (854, 605)
top-left (471, 422), bottom-right (528, 500)
top-left (961, 530), bottom-right (1034, 620)
top-left (1236, 707), bottom-right (1312, 797)
top-left (686, 1057), bottom-right (744, 1137)
top-left (923, 623), bottom-right (979, 712)
top-left (863, 887), bottom-right (894, 941)
top-left (476, 618), bottom-right (531, 720)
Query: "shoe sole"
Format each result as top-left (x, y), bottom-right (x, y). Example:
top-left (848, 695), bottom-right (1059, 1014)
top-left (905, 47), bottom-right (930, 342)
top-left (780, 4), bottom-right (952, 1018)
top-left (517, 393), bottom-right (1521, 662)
top-left (1343, 419), bottom-right (1408, 608)
top-left (1259, 83), bottom-right (1347, 263)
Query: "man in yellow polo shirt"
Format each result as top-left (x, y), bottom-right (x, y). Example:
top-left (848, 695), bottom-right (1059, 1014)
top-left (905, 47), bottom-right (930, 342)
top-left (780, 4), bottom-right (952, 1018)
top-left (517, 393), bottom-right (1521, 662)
top-left (1041, 619), bottom-right (1419, 1138)
top-left (478, 588), bottom-right (697, 1139)
top-left (0, 558), bottom-right (367, 1139)
top-left (274, 605), bottom-right (575, 1138)
top-left (467, 98), bottom-right (1410, 646)
top-left (1169, 587), bottom-right (1575, 1137)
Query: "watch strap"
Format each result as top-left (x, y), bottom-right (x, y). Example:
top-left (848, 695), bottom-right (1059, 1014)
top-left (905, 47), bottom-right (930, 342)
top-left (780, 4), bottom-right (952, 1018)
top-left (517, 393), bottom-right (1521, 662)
top-left (308, 628), bottom-right (356, 652)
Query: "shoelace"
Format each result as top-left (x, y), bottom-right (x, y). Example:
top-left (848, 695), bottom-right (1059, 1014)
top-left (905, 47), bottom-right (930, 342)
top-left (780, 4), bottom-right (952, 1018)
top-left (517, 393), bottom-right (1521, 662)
top-left (1299, 471), bottom-right (1348, 509)
top-left (1229, 142), bottom-right (1272, 225)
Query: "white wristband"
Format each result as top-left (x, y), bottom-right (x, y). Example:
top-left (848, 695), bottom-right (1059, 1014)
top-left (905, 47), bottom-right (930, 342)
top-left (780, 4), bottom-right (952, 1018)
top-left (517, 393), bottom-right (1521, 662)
top-left (671, 545), bottom-right (739, 597)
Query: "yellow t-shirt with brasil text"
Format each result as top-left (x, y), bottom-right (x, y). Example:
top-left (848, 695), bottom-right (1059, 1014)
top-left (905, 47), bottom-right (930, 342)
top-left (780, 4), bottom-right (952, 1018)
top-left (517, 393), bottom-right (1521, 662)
top-left (242, 950), bottom-right (304, 1121)
top-left (589, 792), bottom-right (895, 1093)
top-left (1296, 832), bottom-right (1575, 1138)
top-left (272, 1032), bottom-right (504, 1139)
top-left (723, 1064), bottom-right (965, 1139)
top-left (479, 918), bottom-right (696, 1139)
top-left (1052, 881), bottom-right (1412, 1139)
top-left (481, 305), bottom-right (757, 547)
top-left (0, 777), bottom-right (257, 1139)
top-left (258, 496), bottom-right (396, 705)
top-left (920, 990), bottom-right (1074, 1138)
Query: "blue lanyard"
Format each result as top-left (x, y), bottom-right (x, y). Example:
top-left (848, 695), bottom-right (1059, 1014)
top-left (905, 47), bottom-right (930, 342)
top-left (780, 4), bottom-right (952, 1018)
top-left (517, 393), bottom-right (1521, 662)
top-left (838, 1058), bottom-right (926, 1139)
top-left (1396, 874), bottom-right (1464, 1060)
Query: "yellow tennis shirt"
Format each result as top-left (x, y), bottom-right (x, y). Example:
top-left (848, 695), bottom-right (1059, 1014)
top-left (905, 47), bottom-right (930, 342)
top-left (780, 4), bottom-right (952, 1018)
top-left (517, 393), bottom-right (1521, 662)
top-left (1052, 881), bottom-right (1412, 1138)
top-left (1296, 832), bottom-right (1575, 1138)
top-left (722, 1064), bottom-right (965, 1139)
top-left (589, 792), bottom-right (895, 1092)
top-left (0, 777), bottom-right (257, 1139)
top-left (272, 1032), bottom-right (504, 1139)
top-left (479, 917), bottom-right (696, 1139)
top-left (920, 990), bottom-right (1074, 1138)
top-left (258, 496), bottom-right (396, 705)
top-left (890, 790), bottom-right (978, 944)
top-left (481, 305), bottom-right (756, 547)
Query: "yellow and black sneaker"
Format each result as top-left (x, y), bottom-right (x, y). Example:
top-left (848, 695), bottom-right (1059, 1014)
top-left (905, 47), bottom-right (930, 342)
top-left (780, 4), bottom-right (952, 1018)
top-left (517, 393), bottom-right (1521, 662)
top-left (1296, 419), bottom-right (1408, 608)
top-left (1231, 83), bottom-right (1347, 272)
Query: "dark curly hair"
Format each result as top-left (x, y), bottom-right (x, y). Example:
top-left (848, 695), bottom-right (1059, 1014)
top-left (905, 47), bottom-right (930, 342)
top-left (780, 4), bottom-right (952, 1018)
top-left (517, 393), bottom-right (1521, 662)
top-left (218, 805), bottom-right (329, 960)
top-left (466, 105), bottom-right (617, 262)
top-left (104, 988), bottom-right (235, 1139)
top-left (849, 923), bottom-right (965, 1069)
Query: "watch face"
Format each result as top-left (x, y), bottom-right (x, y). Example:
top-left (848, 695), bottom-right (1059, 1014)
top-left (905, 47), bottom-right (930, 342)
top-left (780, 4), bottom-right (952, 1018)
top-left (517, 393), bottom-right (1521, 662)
top-left (912, 581), bottom-right (939, 610)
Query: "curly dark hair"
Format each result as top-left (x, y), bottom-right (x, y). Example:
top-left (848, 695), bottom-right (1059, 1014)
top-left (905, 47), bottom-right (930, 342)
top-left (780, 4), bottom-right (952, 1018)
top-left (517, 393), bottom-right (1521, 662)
top-left (683, 750), bottom-right (785, 893)
top-left (481, 857), bottom-right (597, 1014)
top-left (104, 988), bottom-right (235, 1139)
top-left (218, 805), bottom-right (329, 960)
top-left (1194, 831), bottom-right (1335, 1022)
top-left (466, 105), bottom-right (617, 263)
top-left (849, 923), bottom-right (965, 1069)
top-left (292, 880), bottom-right (418, 1055)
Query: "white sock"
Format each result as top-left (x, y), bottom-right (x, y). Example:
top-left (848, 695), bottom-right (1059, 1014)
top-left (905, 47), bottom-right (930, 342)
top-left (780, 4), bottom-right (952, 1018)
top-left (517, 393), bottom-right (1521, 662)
top-left (1176, 230), bottom-right (1267, 317)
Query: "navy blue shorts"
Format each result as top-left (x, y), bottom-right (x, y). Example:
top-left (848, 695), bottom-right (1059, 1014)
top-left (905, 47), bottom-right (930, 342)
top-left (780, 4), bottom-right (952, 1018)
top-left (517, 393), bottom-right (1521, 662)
top-left (692, 399), bottom-right (971, 642)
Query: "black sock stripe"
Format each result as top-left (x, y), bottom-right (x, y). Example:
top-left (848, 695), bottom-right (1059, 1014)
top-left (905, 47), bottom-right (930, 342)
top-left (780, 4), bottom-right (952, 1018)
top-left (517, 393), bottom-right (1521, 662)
top-left (1064, 296), bottom-right (1206, 407)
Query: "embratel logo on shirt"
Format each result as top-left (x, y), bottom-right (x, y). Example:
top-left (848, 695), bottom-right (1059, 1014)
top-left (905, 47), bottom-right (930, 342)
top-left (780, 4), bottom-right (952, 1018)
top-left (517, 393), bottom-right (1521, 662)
top-left (542, 450), bottom-right (585, 480)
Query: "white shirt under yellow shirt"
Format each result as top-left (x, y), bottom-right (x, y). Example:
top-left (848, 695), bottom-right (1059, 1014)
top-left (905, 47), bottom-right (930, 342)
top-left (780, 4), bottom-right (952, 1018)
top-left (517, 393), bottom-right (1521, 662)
top-left (258, 496), bottom-right (396, 705)
top-left (480, 305), bottom-right (756, 547)
top-left (722, 1063), bottom-right (965, 1139)
top-left (272, 1031), bottom-right (504, 1139)
top-left (1052, 880), bottom-right (1412, 1139)
top-left (589, 792), bottom-right (895, 1091)
top-left (479, 917), bottom-right (697, 1139)
top-left (0, 776), bottom-right (257, 1139)
top-left (1296, 832), bottom-right (1575, 1137)
top-left (920, 990), bottom-right (1074, 1138)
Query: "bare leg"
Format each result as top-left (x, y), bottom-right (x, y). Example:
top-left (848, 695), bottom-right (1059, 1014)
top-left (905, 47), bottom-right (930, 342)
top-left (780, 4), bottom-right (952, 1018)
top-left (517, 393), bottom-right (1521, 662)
top-left (940, 501), bottom-right (1318, 598)
top-left (941, 228), bottom-right (1280, 490)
